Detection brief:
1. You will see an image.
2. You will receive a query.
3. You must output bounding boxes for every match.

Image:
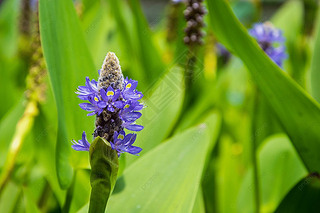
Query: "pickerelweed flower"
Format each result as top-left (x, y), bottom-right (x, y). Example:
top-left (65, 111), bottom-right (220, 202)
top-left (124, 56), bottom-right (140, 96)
top-left (71, 131), bottom-right (90, 151)
top-left (79, 94), bottom-right (106, 116)
top-left (111, 131), bottom-right (142, 157)
top-left (249, 22), bottom-right (287, 67)
top-left (72, 52), bottom-right (144, 156)
top-left (76, 77), bottom-right (99, 100)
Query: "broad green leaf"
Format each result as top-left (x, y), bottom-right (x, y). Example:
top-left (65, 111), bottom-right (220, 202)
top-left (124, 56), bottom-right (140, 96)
top-left (125, 66), bottom-right (184, 166)
top-left (39, 0), bottom-right (96, 188)
top-left (237, 135), bottom-right (307, 213)
top-left (207, 0), bottom-right (320, 173)
top-left (311, 8), bottom-right (320, 102)
top-left (107, 118), bottom-right (220, 213)
top-left (77, 203), bottom-right (89, 213)
top-left (275, 174), bottom-right (320, 213)
top-left (32, 87), bottom-right (65, 206)
top-left (192, 188), bottom-right (205, 213)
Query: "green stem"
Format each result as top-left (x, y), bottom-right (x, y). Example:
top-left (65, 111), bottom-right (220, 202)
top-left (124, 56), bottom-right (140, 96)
top-left (0, 101), bottom-right (38, 197)
top-left (88, 137), bottom-right (119, 213)
top-left (251, 87), bottom-right (260, 213)
top-left (185, 49), bottom-right (196, 98)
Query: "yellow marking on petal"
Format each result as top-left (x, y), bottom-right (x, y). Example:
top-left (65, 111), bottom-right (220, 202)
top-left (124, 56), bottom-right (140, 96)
top-left (124, 104), bottom-right (130, 109)
top-left (126, 83), bottom-right (132, 89)
top-left (118, 134), bottom-right (124, 140)
top-left (94, 97), bottom-right (99, 101)
top-left (107, 91), bottom-right (114, 96)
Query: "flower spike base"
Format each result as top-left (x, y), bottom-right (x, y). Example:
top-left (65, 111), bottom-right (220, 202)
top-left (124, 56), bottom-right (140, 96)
top-left (88, 137), bottom-right (119, 213)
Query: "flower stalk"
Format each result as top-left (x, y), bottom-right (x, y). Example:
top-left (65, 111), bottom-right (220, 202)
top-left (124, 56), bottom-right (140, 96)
top-left (88, 137), bottom-right (119, 213)
top-left (0, 101), bottom-right (38, 196)
top-left (183, 0), bottom-right (206, 100)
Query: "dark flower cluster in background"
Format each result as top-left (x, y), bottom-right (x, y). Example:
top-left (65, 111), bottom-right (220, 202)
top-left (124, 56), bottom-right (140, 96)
top-left (183, 0), bottom-right (206, 46)
top-left (249, 22), bottom-right (287, 67)
top-left (72, 52), bottom-right (143, 156)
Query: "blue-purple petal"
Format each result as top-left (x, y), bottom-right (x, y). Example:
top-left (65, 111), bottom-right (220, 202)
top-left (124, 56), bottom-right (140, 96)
top-left (79, 103), bottom-right (95, 111)
top-left (114, 101), bottom-right (124, 109)
top-left (71, 132), bottom-right (90, 151)
top-left (124, 124), bottom-right (144, 131)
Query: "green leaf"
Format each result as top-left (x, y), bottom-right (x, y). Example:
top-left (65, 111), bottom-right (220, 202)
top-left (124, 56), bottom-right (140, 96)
top-left (0, 0), bottom-right (24, 118)
top-left (39, 0), bottom-right (96, 188)
top-left (107, 113), bottom-right (220, 213)
top-left (275, 174), bottom-right (320, 213)
top-left (311, 8), bottom-right (320, 102)
top-left (192, 188), bottom-right (205, 213)
top-left (215, 136), bottom-right (245, 213)
top-left (88, 137), bottom-right (119, 213)
top-left (271, 0), bottom-right (303, 43)
top-left (69, 170), bottom-right (90, 213)
top-left (0, 97), bottom-right (25, 167)
top-left (237, 135), bottom-right (307, 213)
top-left (23, 188), bottom-right (41, 213)
top-left (81, 0), bottom-right (117, 69)
top-left (105, 0), bottom-right (146, 86)
top-left (0, 0), bottom-right (20, 58)
top-left (0, 181), bottom-right (21, 212)
top-left (128, 0), bottom-right (166, 81)
top-left (271, 0), bottom-right (306, 86)
top-left (32, 88), bottom-right (66, 205)
top-left (125, 66), bottom-right (184, 166)
top-left (207, 0), bottom-right (320, 173)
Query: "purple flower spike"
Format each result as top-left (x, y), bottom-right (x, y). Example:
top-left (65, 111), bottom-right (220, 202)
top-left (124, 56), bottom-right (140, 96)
top-left (72, 131), bottom-right (91, 151)
top-left (76, 77), bottom-right (99, 100)
top-left (249, 22), bottom-right (287, 67)
top-left (74, 52), bottom-right (144, 156)
top-left (110, 131), bottom-right (142, 156)
top-left (79, 94), bottom-right (106, 116)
